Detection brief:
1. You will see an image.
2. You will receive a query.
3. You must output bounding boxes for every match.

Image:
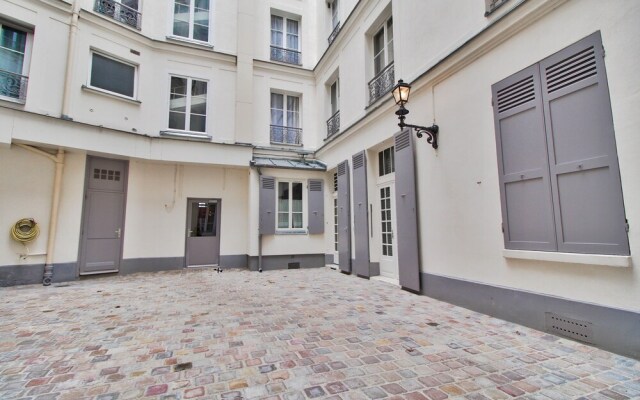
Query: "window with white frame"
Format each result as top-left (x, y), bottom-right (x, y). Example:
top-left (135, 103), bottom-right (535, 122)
top-left (277, 181), bottom-right (304, 230)
top-left (378, 146), bottom-right (394, 176)
top-left (327, 79), bottom-right (340, 137)
top-left (270, 14), bottom-right (301, 65)
top-left (172, 0), bottom-right (211, 42)
top-left (270, 92), bottom-right (301, 145)
top-left (169, 76), bottom-right (208, 133)
top-left (373, 17), bottom-right (393, 76)
top-left (0, 22), bottom-right (31, 102)
top-left (89, 52), bottom-right (137, 99)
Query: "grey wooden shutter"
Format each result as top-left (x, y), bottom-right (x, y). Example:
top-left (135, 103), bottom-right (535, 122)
top-left (352, 151), bottom-right (370, 278)
top-left (540, 31), bottom-right (629, 255)
top-left (259, 176), bottom-right (276, 235)
top-left (492, 65), bottom-right (557, 251)
top-left (394, 130), bottom-right (421, 292)
top-left (307, 179), bottom-right (324, 234)
top-left (337, 160), bottom-right (352, 273)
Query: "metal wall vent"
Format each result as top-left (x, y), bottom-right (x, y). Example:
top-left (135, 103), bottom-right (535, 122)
top-left (288, 262), bottom-right (300, 269)
top-left (309, 180), bottom-right (323, 192)
top-left (337, 161), bottom-right (347, 176)
top-left (545, 46), bottom-right (597, 93)
top-left (395, 131), bottom-right (411, 151)
top-left (353, 153), bottom-right (364, 169)
top-left (496, 75), bottom-right (535, 113)
top-left (262, 177), bottom-right (275, 189)
top-left (545, 312), bottom-right (593, 344)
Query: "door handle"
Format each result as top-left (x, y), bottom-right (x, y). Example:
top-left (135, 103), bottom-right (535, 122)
top-left (115, 228), bottom-right (121, 238)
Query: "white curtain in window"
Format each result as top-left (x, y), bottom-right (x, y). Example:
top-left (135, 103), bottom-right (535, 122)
top-left (271, 93), bottom-right (284, 126)
top-left (286, 20), bottom-right (299, 50)
top-left (271, 16), bottom-right (283, 46)
top-left (387, 18), bottom-right (394, 64)
top-left (287, 96), bottom-right (299, 128)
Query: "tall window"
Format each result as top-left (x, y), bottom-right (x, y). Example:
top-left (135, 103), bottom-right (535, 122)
top-left (373, 17), bottom-right (393, 76)
top-left (169, 76), bottom-right (207, 133)
top-left (378, 146), bottom-right (395, 176)
top-left (278, 181), bottom-right (303, 229)
top-left (173, 0), bottom-right (210, 42)
top-left (327, 79), bottom-right (340, 137)
top-left (270, 15), bottom-right (300, 65)
top-left (0, 23), bottom-right (30, 102)
top-left (270, 93), bottom-right (301, 145)
top-left (89, 52), bottom-right (137, 98)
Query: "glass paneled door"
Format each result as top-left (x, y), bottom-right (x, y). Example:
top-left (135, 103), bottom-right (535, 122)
top-left (378, 183), bottom-right (398, 280)
top-left (186, 199), bottom-right (221, 267)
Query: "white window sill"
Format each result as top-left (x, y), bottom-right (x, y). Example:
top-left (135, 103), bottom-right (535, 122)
top-left (81, 85), bottom-right (141, 105)
top-left (275, 230), bottom-right (307, 235)
top-left (503, 249), bottom-right (631, 268)
top-left (160, 130), bottom-right (212, 141)
top-left (166, 35), bottom-right (214, 49)
top-left (0, 95), bottom-right (26, 105)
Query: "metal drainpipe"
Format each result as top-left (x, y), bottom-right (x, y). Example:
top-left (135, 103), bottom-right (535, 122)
top-left (15, 145), bottom-right (65, 286)
top-left (256, 167), bottom-right (263, 272)
top-left (61, 0), bottom-right (80, 120)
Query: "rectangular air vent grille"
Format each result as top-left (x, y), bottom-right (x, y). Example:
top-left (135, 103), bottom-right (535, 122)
top-left (545, 312), bottom-right (593, 344)
top-left (261, 177), bottom-right (275, 189)
top-left (545, 46), bottom-right (597, 93)
top-left (395, 131), bottom-right (411, 151)
top-left (288, 262), bottom-right (300, 269)
top-left (496, 76), bottom-right (535, 113)
top-left (353, 152), bottom-right (365, 169)
top-left (309, 180), bottom-right (322, 192)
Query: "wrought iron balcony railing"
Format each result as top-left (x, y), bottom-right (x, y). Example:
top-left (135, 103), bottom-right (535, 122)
top-left (328, 22), bottom-right (341, 45)
top-left (368, 62), bottom-right (395, 105)
top-left (326, 110), bottom-right (340, 137)
top-left (94, 0), bottom-right (142, 30)
top-left (0, 70), bottom-right (28, 102)
top-left (270, 46), bottom-right (301, 66)
top-left (270, 125), bottom-right (302, 146)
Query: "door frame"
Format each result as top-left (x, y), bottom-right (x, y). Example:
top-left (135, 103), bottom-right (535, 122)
top-left (78, 156), bottom-right (129, 276)
top-left (184, 197), bottom-right (222, 267)
top-left (376, 178), bottom-right (398, 280)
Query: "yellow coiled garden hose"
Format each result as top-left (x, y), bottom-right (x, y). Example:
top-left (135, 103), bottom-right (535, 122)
top-left (10, 218), bottom-right (40, 243)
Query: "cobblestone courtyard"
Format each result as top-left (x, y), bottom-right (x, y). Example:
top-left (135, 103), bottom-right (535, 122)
top-left (0, 267), bottom-right (638, 400)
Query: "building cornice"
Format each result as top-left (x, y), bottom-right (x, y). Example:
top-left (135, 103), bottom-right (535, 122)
top-left (253, 59), bottom-right (315, 79)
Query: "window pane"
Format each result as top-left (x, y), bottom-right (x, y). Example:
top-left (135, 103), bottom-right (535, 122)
top-left (271, 15), bottom-right (283, 46)
top-left (190, 114), bottom-right (206, 132)
top-left (278, 182), bottom-right (289, 212)
top-left (271, 93), bottom-right (284, 125)
top-left (0, 47), bottom-right (24, 75)
top-left (169, 111), bottom-right (186, 130)
top-left (190, 80), bottom-right (207, 114)
top-left (193, 24), bottom-right (209, 42)
top-left (170, 77), bottom-right (187, 112)
top-left (90, 53), bottom-right (135, 97)
top-left (0, 26), bottom-right (27, 53)
top-left (278, 212), bottom-right (289, 229)
top-left (292, 212), bottom-right (303, 229)
top-left (173, 1), bottom-right (190, 37)
top-left (378, 150), bottom-right (384, 176)
top-left (292, 182), bottom-right (302, 212)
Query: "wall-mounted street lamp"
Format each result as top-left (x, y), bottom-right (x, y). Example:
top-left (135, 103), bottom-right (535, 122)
top-left (392, 79), bottom-right (439, 149)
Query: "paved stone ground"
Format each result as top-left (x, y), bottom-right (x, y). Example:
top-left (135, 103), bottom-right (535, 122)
top-left (0, 268), bottom-right (638, 400)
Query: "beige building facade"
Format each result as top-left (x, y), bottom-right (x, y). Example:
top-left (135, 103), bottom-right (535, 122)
top-left (0, 0), bottom-right (638, 357)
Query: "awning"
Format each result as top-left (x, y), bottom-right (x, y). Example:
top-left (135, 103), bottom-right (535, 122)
top-left (251, 157), bottom-right (327, 171)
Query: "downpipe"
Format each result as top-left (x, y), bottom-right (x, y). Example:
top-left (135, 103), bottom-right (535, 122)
top-left (61, 0), bottom-right (80, 120)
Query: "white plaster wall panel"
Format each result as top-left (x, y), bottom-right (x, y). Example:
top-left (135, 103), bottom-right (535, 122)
top-left (123, 161), bottom-right (250, 259)
top-left (0, 146), bottom-right (84, 266)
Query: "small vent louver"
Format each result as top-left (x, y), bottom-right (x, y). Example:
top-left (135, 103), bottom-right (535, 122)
top-left (309, 180), bottom-right (322, 192)
top-left (395, 131), bottom-right (411, 151)
top-left (262, 177), bottom-right (275, 189)
top-left (545, 46), bottom-right (597, 93)
top-left (545, 312), bottom-right (593, 344)
top-left (353, 152), bottom-right (364, 169)
top-left (496, 76), bottom-right (535, 113)
top-left (333, 172), bottom-right (338, 192)
top-left (337, 161), bottom-right (347, 176)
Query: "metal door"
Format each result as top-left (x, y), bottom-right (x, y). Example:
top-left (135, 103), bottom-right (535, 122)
top-left (378, 183), bottom-right (398, 280)
top-left (186, 199), bottom-right (221, 267)
top-left (79, 157), bottom-right (128, 275)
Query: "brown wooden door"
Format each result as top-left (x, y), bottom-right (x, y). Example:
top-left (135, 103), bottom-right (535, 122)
top-left (79, 157), bottom-right (128, 275)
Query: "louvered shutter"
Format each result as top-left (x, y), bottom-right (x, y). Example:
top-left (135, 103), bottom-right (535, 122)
top-left (492, 65), bottom-right (557, 251)
top-left (337, 160), bottom-right (352, 273)
top-left (259, 176), bottom-right (276, 234)
top-left (394, 130), bottom-right (421, 292)
top-left (352, 151), bottom-right (370, 278)
top-left (307, 179), bottom-right (324, 234)
top-left (540, 31), bottom-right (629, 255)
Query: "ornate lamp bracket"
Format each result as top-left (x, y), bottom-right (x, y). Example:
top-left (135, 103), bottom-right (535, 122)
top-left (395, 105), bottom-right (439, 149)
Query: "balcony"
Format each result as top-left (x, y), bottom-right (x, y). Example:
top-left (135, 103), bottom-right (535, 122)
top-left (326, 110), bottom-right (340, 137)
top-left (270, 125), bottom-right (302, 146)
top-left (368, 62), bottom-right (395, 105)
top-left (270, 46), bottom-right (301, 66)
top-left (0, 70), bottom-right (28, 103)
top-left (328, 22), bottom-right (341, 46)
top-left (94, 0), bottom-right (142, 30)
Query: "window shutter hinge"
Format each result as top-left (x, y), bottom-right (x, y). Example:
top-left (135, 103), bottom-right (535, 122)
top-left (501, 223), bottom-right (504, 233)
top-left (625, 220), bottom-right (629, 232)
top-left (491, 98), bottom-right (494, 107)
